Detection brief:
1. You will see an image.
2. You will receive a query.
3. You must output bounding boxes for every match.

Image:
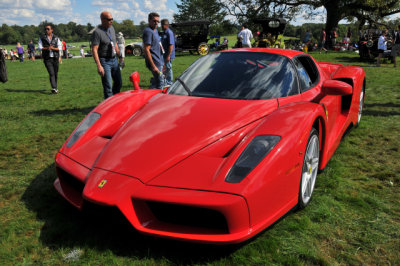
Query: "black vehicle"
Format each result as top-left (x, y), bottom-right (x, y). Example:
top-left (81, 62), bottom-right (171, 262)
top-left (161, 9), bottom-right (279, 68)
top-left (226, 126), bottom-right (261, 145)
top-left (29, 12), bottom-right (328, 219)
top-left (358, 29), bottom-right (393, 59)
top-left (171, 20), bottom-right (211, 55)
top-left (253, 18), bottom-right (287, 48)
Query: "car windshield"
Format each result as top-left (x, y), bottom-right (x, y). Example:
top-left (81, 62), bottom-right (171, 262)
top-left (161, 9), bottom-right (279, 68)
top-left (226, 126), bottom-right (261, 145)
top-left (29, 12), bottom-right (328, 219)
top-left (167, 52), bottom-right (298, 100)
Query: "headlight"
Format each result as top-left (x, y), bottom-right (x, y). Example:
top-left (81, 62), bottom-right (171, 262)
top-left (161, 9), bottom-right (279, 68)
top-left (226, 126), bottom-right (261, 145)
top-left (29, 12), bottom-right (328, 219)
top-left (66, 112), bottom-right (101, 147)
top-left (225, 135), bottom-right (280, 183)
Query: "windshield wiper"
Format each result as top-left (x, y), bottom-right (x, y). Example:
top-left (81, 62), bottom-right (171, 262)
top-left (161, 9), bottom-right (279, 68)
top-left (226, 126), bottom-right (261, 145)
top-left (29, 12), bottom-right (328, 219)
top-left (176, 77), bottom-right (192, 96)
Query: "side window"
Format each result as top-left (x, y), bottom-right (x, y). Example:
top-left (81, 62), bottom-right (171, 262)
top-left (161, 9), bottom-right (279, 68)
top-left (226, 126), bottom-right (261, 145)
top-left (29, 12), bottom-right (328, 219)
top-left (293, 56), bottom-right (319, 92)
top-left (281, 60), bottom-right (299, 97)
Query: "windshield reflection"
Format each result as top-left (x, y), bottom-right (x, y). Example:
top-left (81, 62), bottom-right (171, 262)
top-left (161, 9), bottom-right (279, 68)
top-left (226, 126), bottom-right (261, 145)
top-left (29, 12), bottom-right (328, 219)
top-left (168, 52), bottom-right (298, 100)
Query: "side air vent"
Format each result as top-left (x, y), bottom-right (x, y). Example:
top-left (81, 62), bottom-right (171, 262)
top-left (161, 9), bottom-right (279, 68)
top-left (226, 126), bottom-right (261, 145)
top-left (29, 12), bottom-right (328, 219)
top-left (335, 78), bottom-right (353, 112)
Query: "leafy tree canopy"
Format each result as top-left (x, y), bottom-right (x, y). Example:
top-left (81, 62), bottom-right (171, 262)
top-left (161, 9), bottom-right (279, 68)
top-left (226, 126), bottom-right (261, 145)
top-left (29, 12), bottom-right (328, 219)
top-left (173, 0), bottom-right (236, 35)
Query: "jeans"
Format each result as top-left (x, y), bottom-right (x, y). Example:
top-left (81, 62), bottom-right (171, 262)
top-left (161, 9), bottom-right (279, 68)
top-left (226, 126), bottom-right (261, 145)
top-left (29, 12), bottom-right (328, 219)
top-left (149, 63), bottom-right (164, 89)
top-left (18, 53), bottom-right (24, 62)
top-left (44, 57), bottom-right (59, 89)
top-left (164, 59), bottom-right (173, 85)
top-left (100, 57), bottom-right (122, 99)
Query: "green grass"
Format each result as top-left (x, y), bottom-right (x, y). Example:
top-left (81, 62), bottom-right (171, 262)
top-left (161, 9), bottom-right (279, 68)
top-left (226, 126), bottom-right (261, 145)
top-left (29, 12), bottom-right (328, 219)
top-left (0, 51), bottom-right (399, 264)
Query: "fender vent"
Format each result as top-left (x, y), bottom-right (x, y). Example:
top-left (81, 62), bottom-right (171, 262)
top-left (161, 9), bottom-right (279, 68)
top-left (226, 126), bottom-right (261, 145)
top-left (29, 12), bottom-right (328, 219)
top-left (334, 78), bottom-right (353, 112)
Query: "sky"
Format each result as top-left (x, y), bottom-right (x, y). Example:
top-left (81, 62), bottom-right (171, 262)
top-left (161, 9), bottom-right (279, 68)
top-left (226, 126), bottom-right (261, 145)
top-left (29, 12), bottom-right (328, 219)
top-left (0, 0), bottom-right (398, 27)
top-left (0, 0), bottom-right (176, 26)
top-left (0, 0), bottom-right (330, 27)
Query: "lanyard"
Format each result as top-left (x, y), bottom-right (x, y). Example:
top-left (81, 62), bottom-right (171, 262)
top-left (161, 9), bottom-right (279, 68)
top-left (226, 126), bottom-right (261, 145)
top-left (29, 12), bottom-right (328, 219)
top-left (102, 27), bottom-right (113, 42)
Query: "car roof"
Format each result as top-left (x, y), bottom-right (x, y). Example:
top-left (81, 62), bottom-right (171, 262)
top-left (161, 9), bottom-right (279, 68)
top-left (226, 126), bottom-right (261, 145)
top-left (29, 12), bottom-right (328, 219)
top-left (220, 48), bottom-right (308, 60)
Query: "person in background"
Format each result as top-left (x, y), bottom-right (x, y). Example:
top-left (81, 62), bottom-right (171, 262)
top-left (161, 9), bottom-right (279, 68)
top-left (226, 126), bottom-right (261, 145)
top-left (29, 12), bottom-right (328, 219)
top-left (143, 12), bottom-right (164, 89)
top-left (320, 28), bottom-right (327, 53)
top-left (62, 39), bottom-right (68, 59)
top-left (303, 29), bottom-right (311, 52)
top-left (161, 18), bottom-right (175, 87)
top-left (9, 49), bottom-right (15, 61)
top-left (346, 28), bottom-right (352, 41)
top-left (392, 25), bottom-right (400, 68)
top-left (91, 11), bottom-right (123, 99)
top-left (80, 46), bottom-right (85, 57)
top-left (2, 48), bottom-right (8, 60)
top-left (16, 42), bottom-right (24, 62)
top-left (58, 40), bottom-right (63, 64)
top-left (238, 24), bottom-right (253, 48)
top-left (331, 28), bottom-right (338, 48)
top-left (27, 40), bottom-right (36, 61)
top-left (218, 37), bottom-right (228, 50)
top-left (116, 32), bottom-right (125, 59)
top-left (38, 24), bottom-right (62, 94)
top-left (376, 29), bottom-right (388, 67)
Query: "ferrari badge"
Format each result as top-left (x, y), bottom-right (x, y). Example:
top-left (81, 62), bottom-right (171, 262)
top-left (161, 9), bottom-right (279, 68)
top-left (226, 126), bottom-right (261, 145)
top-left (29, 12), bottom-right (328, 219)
top-left (98, 179), bottom-right (107, 188)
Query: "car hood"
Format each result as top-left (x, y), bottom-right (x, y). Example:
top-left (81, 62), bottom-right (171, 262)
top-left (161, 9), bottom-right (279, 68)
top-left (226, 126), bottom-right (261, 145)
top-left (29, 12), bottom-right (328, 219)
top-left (94, 93), bottom-right (278, 183)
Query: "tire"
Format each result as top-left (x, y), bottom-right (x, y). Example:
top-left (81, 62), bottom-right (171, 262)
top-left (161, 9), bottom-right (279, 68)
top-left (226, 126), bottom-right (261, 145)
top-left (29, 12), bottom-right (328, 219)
top-left (133, 46), bottom-right (142, 57)
top-left (198, 42), bottom-right (209, 56)
top-left (355, 85), bottom-right (365, 127)
top-left (298, 127), bottom-right (320, 209)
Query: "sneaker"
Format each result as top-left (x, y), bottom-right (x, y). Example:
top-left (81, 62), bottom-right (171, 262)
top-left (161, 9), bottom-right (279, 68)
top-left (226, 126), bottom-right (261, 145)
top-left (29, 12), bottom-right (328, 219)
top-left (51, 88), bottom-right (59, 94)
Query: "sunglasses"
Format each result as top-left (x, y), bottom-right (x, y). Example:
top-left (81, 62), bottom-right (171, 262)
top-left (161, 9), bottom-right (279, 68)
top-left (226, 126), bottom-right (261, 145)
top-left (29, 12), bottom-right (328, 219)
top-left (45, 28), bottom-right (51, 31)
top-left (104, 18), bottom-right (113, 21)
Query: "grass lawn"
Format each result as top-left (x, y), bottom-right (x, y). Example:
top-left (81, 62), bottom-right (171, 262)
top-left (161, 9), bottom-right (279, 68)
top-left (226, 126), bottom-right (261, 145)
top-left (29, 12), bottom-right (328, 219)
top-left (0, 50), bottom-right (399, 264)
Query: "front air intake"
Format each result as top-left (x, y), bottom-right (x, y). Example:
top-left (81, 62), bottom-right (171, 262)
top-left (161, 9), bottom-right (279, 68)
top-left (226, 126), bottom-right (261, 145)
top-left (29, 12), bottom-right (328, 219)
top-left (146, 201), bottom-right (229, 234)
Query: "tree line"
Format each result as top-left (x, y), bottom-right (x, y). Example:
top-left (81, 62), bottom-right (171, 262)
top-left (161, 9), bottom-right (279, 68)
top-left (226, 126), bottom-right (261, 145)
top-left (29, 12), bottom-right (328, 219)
top-left (0, 20), bottom-right (148, 45)
top-left (1, 0), bottom-right (400, 45)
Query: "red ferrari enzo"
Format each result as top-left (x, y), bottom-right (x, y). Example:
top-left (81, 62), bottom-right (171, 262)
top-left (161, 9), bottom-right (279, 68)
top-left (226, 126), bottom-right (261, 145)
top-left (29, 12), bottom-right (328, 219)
top-left (54, 48), bottom-right (365, 244)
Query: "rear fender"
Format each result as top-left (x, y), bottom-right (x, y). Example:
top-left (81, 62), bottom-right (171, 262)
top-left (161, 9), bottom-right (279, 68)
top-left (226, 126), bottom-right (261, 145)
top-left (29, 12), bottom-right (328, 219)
top-left (221, 102), bottom-right (327, 228)
top-left (250, 101), bottom-right (326, 168)
top-left (331, 66), bottom-right (365, 124)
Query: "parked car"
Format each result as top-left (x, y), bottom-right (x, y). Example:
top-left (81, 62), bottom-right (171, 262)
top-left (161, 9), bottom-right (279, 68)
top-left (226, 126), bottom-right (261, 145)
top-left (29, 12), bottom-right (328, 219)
top-left (171, 20), bottom-right (211, 55)
top-left (54, 48), bottom-right (365, 244)
top-left (125, 42), bottom-right (143, 57)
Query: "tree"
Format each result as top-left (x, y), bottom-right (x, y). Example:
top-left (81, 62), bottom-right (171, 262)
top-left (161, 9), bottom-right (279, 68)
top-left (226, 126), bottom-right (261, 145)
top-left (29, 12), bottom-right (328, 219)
top-left (219, 0), bottom-right (301, 26)
top-left (0, 24), bottom-right (21, 44)
top-left (114, 19), bottom-right (136, 38)
top-left (277, 0), bottom-right (400, 34)
top-left (174, 0), bottom-right (231, 34)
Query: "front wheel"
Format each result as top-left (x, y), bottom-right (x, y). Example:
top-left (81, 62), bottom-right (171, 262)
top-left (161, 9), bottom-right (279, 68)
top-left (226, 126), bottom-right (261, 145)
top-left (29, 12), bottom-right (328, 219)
top-left (198, 43), bottom-right (209, 56)
top-left (298, 127), bottom-right (320, 209)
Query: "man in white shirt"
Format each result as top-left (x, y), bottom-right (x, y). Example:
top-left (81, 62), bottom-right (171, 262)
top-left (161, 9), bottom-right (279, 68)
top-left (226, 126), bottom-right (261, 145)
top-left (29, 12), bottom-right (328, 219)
top-left (238, 24), bottom-right (253, 48)
top-left (376, 29), bottom-right (388, 67)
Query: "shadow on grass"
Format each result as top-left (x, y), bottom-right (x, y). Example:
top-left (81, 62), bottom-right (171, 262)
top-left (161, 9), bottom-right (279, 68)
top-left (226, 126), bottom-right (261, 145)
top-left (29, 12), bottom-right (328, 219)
top-left (30, 107), bottom-right (96, 116)
top-left (22, 163), bottom-right (239, 263)
top-left (5, 88), bottom-right (49, 94)
top-left (330, 56), bottom-right (377, 66)
top-left (364, 102), bottom-right (400, 117)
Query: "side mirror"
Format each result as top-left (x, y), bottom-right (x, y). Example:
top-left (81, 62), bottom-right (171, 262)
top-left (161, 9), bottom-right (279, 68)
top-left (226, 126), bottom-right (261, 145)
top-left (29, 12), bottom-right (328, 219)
top-left (322, 80), bottom-right (352, 96)
top-left (129, 72), bottom-right (140, 90)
